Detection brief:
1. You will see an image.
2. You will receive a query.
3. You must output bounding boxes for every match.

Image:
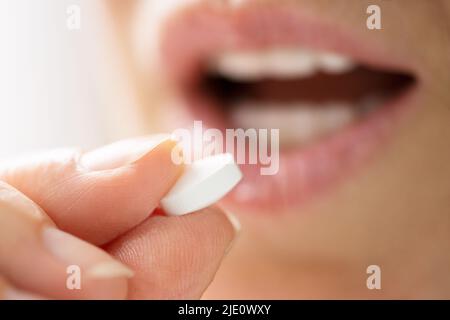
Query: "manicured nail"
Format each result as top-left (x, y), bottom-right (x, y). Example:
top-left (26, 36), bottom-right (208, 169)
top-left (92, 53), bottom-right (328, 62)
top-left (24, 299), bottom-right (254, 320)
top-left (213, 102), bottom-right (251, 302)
top-left (80, 134), bottom-right (176, 171)
top-left (3, 287), bottom-right (44, 300)
top-left (42, 227), bottom-right (134, 279)
top-left (223, 210), bottom-right (241, 254)
top-left (223, 210), bottom-right (241, 234)
top-left (87, 261), bottom-right (134, 279)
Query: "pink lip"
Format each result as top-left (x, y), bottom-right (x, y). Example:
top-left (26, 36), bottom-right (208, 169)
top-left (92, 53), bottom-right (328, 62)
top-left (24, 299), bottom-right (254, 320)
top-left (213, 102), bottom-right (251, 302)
top-left (158, 1), bottom-right (422, 213)
top-left (226, 87), bottom-right (419, 212)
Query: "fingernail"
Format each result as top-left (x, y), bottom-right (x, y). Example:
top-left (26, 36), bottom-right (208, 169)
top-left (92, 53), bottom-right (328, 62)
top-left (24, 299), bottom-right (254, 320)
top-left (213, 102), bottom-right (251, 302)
top-left (223, 210), bottom-right (241, 254)
top-left (3, 287), bottom-right (45, 300)
top-left (42, 227), bottom-right (134, 279)
top-left (87, 261), bottom-right (134, 279)
top-left (80, 134), bottom-right (176, 171)
top-left (223, 210), bottom-right (241, 234)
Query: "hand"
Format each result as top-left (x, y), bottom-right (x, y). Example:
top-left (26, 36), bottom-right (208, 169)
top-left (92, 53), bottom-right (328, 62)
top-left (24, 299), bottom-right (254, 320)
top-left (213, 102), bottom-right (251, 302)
top-left (0, 136), bottom-right (239, 299)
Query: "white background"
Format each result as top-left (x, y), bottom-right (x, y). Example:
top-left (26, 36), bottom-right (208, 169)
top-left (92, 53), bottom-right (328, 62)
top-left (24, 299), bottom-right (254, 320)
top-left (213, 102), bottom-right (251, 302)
top-left (0, 0), bottom-right (109, 159)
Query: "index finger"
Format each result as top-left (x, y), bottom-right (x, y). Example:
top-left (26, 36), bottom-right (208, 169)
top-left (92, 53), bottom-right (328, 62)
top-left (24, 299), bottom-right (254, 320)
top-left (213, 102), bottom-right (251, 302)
top-left (0, 136), bottom-right (182, 245)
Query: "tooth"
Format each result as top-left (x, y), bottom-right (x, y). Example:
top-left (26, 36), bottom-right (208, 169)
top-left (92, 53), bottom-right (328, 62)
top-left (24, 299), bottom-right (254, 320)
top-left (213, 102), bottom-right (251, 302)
top-left (210, 48), bottom-right (318, 81)
top-left (211, 47), bottom-right (356, 80)
top-left (317, 103), bottom-right (356, 133)
top-left (317, 52), bottom-right (356, 74)
top-left (211, 51), bottom-right (267, 80)
top-left (285, 104), bottom-right (355, 145)
top-left (230, 102), bottom-right (357, 147)
top-left (265, 49), bottom-right (318, 79)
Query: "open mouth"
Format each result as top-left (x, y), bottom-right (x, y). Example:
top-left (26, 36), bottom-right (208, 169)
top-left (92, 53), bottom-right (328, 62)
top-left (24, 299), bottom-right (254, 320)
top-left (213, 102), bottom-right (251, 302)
top-left (157, 3), bottom-right (420, 212)
top-left (201, 48), bottom-right (413, 148)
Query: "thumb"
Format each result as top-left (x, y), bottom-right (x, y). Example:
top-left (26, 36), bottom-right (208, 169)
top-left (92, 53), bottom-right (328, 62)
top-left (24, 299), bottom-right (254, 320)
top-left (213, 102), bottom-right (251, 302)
top-left (106, 207), bottom-right (240, 299)
top-left (0, 135), bottom-right (182, 245)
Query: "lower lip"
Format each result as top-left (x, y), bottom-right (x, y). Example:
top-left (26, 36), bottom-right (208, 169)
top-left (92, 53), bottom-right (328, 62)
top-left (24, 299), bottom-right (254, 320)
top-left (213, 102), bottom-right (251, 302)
top-left (176, 83), bottom-right (420, 214)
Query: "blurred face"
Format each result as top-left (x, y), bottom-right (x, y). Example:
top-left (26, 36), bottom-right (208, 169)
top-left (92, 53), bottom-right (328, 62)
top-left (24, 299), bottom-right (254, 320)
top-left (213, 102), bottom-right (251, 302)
top-left (107, 0), bottom-right (450, 297)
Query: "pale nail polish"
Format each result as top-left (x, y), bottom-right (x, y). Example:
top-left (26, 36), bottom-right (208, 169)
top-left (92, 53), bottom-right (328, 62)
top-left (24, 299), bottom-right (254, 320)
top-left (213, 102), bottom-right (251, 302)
top-left (42, 227), bottom-right (134, 279)
top-left (223, 210), bottom-right (241, 254)
top-left (80, 134), bottom-right (176, 171)
top-left (3, 287), bottom-right (44, 300)
top-left (87, 261), bottom-right (135, 279)
top-left (223, 210), bottom-right (241, 234)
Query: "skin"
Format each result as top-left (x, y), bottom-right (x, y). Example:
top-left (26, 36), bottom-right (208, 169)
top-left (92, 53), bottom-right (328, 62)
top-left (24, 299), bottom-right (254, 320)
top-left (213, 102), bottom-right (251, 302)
top-left (1, 0), bottom-right (449, 299)
top-left (105, 0), bottom-right (450, 299)
top-left (0, 137), bottom-right (237, 299)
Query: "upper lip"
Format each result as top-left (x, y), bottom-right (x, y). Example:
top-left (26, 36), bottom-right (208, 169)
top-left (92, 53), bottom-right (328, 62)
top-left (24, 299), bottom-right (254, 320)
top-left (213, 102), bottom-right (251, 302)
top-left (158, 1), bottom-right (420, 86)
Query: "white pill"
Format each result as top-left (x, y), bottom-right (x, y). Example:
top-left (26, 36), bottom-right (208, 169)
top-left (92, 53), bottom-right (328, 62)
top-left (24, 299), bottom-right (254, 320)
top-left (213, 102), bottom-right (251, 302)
top-left (160, 153), bottom-right (242, 216)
